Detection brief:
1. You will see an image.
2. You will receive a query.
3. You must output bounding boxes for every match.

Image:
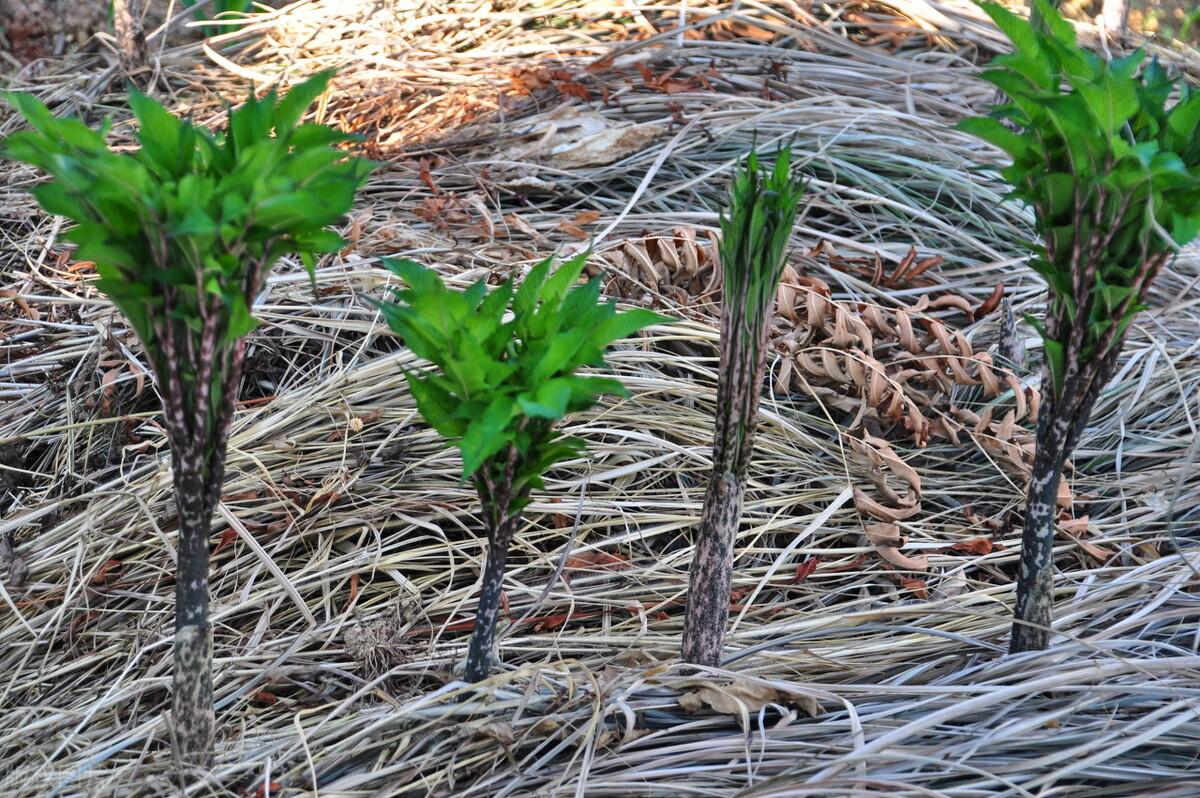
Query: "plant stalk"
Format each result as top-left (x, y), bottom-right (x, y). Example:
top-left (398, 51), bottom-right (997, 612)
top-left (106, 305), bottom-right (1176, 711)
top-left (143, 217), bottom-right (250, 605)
top-left (1009, 412), bottom-right (1070, 653)
top-left (171, 445), bottom-right (216, 768)
top-left (1010, 278), bottom-right (1132, 652)
top-left (166, 335), bottom-right (244, 768)
top-left (681, 472), bottom-right (745, 666)
top-left (681, 287), bottom-right (770, 667)
top-left (465, 514), bottom-right (517, 681)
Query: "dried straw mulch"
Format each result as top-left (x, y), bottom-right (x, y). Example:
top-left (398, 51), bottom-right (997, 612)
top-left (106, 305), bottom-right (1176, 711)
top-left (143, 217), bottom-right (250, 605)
top-left (1, 1), bottom-right (1198, 795)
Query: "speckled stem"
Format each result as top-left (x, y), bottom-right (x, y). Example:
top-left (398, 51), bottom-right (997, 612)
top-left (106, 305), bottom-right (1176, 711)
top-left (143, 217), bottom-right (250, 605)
top-left (171, 445), bottom-right (215, 768)
top-left (464, 514), bottom-right (517, 681)
top-left (681, 473), bottom-right (745, 667)
top-left (681, 268), bottom-right (770, 667)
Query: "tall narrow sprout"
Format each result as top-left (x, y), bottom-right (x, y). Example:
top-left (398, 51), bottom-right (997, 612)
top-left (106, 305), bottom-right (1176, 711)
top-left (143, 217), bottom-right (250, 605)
top-left (957, 0), bottom-right (1200, 652)
top-left (377, 255), bottom-right (669, 681)
top-left (2, 73), bottom-right (374, 766)
top-left (681, 148), bottom-right (804, 667)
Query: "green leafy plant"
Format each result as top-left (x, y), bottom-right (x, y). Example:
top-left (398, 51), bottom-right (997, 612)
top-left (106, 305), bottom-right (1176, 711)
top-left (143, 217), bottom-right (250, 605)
top-left (957, 0), bottom-right (1200, 652)
top-left (1, 71), bottom-right (373, 765)
top-left (182, 0), bottom-right (255, 37)
top-left (377, 254), bottom-right (669, 681)
top-left (680, 147), bottom-right (804, 667)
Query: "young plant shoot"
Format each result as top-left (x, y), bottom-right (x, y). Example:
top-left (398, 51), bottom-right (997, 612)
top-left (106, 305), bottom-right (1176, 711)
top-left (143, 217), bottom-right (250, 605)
top-left (958, 1), bottom-right (1200, 652)
top-left (376, 254), bottom-right (668, 681)
top-left (681, 148), bottom-right (804, 667)
top-left (2, 72), bottom-right (373, 765)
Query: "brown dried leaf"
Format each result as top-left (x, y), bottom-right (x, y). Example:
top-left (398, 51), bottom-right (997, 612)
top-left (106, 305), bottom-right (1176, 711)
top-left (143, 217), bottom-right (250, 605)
top-left (1057, 478), bottom-right (1073, 510)
top-left (565, 549), bottom-right (631, 574)
top-left (572, 209), bottom-right (602, 226)
top-left (1059, 515), bottom-right (1111, 561)
top-left (475, 721), bottom-right (515, 745)
top-left (946, 537), bottom-right (994, 556)
top-left (865, 522), bottom-right (903, 547)
top-left (678, 681), bottom-right (821, 719)
top-left (853, 487), bottom-right (921, 523)
top-left (556, 81), bottom-right (591, 100)
top-left (558, 222), bottom-right (589, 240)
top-left (876, 545), bottom-right (929, 572)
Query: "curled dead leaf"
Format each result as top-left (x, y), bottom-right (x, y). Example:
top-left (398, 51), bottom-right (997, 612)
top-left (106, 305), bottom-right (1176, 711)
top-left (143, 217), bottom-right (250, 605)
top-left (475, 721), bottom-right (515, 745)
top-left (854, 487), bottom-right (921, 523)
top-left (791, 556), bottom-right (821, 583)
top-left (877, 546), bottom-right (930, 572)
top-left (1057, 478), bottom-right (1074, 510)
top-left (865, 522), bottom-right (903, 547)
top-left (946, 537), bottom-right (995, 556)
top-left (678, 681), bottom-right (821, 720)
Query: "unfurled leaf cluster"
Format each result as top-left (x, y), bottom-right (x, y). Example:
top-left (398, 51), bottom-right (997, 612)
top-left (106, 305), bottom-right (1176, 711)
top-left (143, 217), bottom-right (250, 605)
top-left (2, 71), bottom-right (373, 356)
top-left (377, 254), bottom-right (670, 515)
top-left (956, 0), bottom-right (1200, 394)
top-left (719, 146), bottom-right (805, 343)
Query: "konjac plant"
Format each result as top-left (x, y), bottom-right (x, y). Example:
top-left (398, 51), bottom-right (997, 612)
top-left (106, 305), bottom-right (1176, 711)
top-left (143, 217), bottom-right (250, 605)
top-left (681, 148), bottom-right (804, 667)
top-left (376, 254), bottom-right (669, 681)
top-left (2, 72), bottom-right (373, 765)
top-left (957, 1), bottom-right (1200, 652)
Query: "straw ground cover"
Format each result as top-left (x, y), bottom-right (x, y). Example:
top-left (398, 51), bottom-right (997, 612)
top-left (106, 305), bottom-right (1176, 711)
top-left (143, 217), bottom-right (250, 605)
top-left (1, 0), bottom-right (1198, 794)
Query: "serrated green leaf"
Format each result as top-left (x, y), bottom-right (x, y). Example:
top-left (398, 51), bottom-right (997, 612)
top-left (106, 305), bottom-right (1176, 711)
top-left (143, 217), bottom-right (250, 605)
top-left (128, 88), bottom-right (188, 177)
top-left (592, 307), bottom-right (670, 347)
top-left (538, 249), bottom-right (589, 306)
top-left (981, 2), bottom-right (1040, 58)
top-left (955, 117), bottom-right (1032, 161)
top-left (513, 256), bottom-right (552, 320)
top-left (518, 379), bottom-right (574, 419)
top-left (461, 395), bottom-right (517, 479)
top-left (1074, 72), bottom-right (1139, 134)
top-left (273, 70), bottom-right (334, 134)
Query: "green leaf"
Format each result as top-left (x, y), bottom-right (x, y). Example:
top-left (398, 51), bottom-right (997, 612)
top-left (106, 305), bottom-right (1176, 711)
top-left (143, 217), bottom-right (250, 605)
top-left (2, 92), bottom-right (59, 136)
top-left (593, 307), bottom-right (670, 346)
top-left (1098, 283), bottom-right (1131, 313)
top-left (383, 257), bottom-right (441, 294)
top-left (293, 229), bottom-right (345, 253)
top-left (1, 74), bottom-right (372, 482)
top-left (128, 88), bottom-right (188, 177)
top-left (375, 252), bottom-right (676, 514)
top-left (406, 373), bottom-right (465, 438)
top-left (1032, 0), bottom-right (1076, 45)
top-left (173, 207), bottom-right (217, 236)
top-left (1039, 172), bottom-right (1074, 219)
top-left (1042, 337), bottom-right (1065, 397)
top-left (983, 0), bottom-right (1033, 49)
top-left (273, 70), bottom-right (334, 134)
top-left (223, 293), bottom-right (260, 344)
top-left (1073, 72), bottom-right (1139, 135)
top-left (1171, 212), bottom-right (1200, 247)
top-left (253, 191), bottom-right (322, 228)
top-left (955, 117), bottom-right (1032, 161)
top-left (513, 256), bottom-right (552, 319)
top-left (460, 395), bottom-right (517, 479)
top-left (518, 379), bottom-right (574, 419)
top-left (538, 249), bottom-right (590, 306)
top-left (1168, 94), bottom-right (1200, 140)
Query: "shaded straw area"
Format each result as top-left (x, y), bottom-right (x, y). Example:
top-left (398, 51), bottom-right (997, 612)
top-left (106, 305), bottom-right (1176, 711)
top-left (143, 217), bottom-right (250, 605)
top-left (1, 0), bottom-right (1199, 795)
